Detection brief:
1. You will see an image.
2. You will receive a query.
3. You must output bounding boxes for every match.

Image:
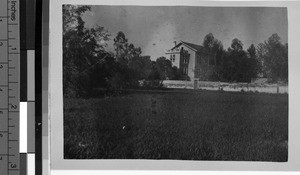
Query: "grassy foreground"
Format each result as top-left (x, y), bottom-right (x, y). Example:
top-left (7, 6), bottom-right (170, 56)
top-left (64, 90), bottom-right (288, 161)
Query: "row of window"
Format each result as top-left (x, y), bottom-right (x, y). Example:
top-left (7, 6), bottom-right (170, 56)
top-left (183, 58), bottom-right (188, 64)
top-left (170, 54), bottom-right (189, 63)
top-left (170, 54), bottom-right (175, 62)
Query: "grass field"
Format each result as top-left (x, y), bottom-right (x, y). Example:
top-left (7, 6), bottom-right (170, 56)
top-left (64, 90), bottom-right (288, 161)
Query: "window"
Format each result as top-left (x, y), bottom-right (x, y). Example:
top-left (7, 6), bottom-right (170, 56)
top-left (170, 54), bottom-right (175, 62)
top-left (183, 57), bottom-right (188, 64)
top-left (182, 67), bottom-right (188, 75)
top-left (170, 55), bottom-right (175, 62)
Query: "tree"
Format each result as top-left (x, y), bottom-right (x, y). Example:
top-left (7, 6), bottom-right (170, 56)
top-left (63, 5), bottom-right (111, 97)
top-left (231, 38), bottom-right (243, 52)
top-left (247, 44), bottom-right (260, 79)
top-left (128, 55), bottom-right (153, 80)
top-left (221, 39), bottom-right (255, 82)
top-left (63, 5), bottom-right (91, 35)
top-left (113, 31), bottom-right (128, 63)
top-left (113, 31), bottom-right (142, 66)
top-left (155, 57), bottom-right (173, 80)
top-left (202, 33), bottom-right (224, 80)
top-left (108, 31), bottom-right (146, 89)
top-left (257, 33), bottom-right (288, 82)
top-left (203, 33), bottom-right (215, 52)
top-left (154, 57), bottom-right (189, 80)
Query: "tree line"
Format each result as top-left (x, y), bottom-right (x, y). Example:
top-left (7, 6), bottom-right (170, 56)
top-left (201, 33), bottom-right (288, 83)
top-left (63, 5), bottom-right (288, 98)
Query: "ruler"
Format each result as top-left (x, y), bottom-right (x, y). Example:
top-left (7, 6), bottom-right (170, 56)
top-left (0, 0), bottom-right (20, 174)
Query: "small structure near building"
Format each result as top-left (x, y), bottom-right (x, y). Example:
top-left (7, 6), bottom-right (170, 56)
top-left (166, 41), bottom-right (215, 81)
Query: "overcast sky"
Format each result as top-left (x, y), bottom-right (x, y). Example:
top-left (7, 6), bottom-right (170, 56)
top-left (83, 6), bottom-right (287, 60)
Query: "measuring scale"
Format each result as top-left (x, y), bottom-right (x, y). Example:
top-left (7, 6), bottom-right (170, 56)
top-left (0, 0), bottom-right (20, 174)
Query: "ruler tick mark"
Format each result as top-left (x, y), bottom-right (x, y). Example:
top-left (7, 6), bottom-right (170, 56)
top-left (3, 1), bottom-right (20, 173)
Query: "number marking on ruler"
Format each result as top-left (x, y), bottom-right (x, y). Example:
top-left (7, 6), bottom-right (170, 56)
top-left (0, 0), bottom-right (20, 175)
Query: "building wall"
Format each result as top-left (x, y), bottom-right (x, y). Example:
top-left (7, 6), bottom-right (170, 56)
top-left (171, 45), bottom-right (195, 78)
top-left (166, 52), bottom-right (180, 68)
top-left (166, 43), bottom-right (215, 80)
top-left (177, 45), bottom-right (196, 79)
top-left (186, 48), bottom-right (196, 79)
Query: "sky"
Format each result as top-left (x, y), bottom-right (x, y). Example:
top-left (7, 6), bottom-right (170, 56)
top-left (82, 6), bottom-right (288, 60)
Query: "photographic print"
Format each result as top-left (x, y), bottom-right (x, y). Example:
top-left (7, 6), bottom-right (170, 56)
top-left (62, 5), bottom-right (288, 162)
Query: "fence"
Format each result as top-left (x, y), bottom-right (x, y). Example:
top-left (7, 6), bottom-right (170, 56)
top-left (162, 80), bottom-right (288, 94)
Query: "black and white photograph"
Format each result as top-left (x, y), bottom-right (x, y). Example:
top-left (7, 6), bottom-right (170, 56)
top-left (62, 5), bottom-right (288, 162)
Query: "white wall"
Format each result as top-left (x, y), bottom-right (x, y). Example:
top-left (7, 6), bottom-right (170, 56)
top-left (166, 44), bottom-right (200, 79)
top-left (166, 52), bottom-right (180, 68)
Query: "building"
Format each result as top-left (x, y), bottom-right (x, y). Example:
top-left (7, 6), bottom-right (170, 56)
top-left (166, 41), bottom-right (215, 81)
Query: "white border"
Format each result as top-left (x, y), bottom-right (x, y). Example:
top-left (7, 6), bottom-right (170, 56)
top-left (49, 0), bottom-right (300, 172)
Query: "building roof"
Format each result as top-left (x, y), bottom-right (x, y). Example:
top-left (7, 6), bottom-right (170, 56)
top-left (169, 41), bottom-right (211, 55)
top-left (181, 41), bottom-right (206, 52)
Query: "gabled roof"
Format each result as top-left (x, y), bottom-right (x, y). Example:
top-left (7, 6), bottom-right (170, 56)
top-left (169, 41), bottom-right (210, 54)
top-left (181, 41), bottom-right (205, 52)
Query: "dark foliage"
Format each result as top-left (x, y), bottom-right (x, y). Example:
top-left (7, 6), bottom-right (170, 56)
top-left (202, 33), bottom-right (286, 83)
top-left (257, 34), bottom-right (288, 82)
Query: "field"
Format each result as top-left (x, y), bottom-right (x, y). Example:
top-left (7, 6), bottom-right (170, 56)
top-left (64, 90), bottom-right (288, 161)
